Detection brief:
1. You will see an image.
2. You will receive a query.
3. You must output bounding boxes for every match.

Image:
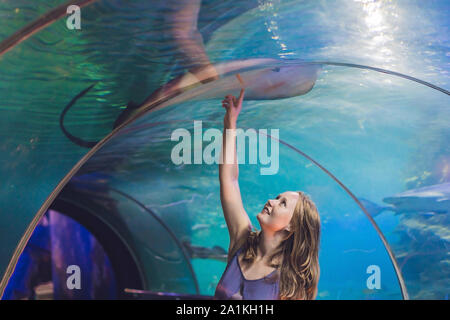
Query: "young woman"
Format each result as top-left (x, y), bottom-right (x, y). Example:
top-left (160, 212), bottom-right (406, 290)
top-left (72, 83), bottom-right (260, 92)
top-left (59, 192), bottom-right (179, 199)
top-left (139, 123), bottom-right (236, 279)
top-left (214, 89), bottom-right (321, 300)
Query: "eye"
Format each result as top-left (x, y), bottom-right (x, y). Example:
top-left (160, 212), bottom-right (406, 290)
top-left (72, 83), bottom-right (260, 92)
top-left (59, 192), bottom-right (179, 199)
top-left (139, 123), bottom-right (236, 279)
top-left (282, 200), bottom-right (287, 207)
top-left (272, 67), bottom-right (281, 72)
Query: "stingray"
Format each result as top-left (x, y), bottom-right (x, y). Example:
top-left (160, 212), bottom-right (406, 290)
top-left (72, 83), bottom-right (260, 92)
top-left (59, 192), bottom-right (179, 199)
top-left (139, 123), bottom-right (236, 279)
top-left (59, 56), bottom-right (450, 149)
top-left (182, 240), bottom-right (227, 263)
top-left (1, 2), bottom-right (447, 147)
top-left (59, 58), bottom-right (320, 148)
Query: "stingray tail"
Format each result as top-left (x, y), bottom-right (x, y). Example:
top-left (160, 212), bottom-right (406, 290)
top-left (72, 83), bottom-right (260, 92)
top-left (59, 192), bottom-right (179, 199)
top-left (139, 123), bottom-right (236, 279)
top-left (59, 83), bottom-right (99, 149)
top-left (60, 83), bottom-right (141, 148)
top-left (112, 100), bottom-right (141, 129)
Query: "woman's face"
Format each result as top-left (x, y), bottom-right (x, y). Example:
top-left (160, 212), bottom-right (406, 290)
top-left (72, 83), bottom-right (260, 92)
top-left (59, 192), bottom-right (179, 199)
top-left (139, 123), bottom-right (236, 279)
top-left (257, 191), bottom-right (299, 232)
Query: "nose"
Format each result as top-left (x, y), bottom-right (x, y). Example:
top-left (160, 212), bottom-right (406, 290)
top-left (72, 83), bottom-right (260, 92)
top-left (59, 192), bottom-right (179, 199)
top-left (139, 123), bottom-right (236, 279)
top-left (268, 199), bottom-right (276, 207)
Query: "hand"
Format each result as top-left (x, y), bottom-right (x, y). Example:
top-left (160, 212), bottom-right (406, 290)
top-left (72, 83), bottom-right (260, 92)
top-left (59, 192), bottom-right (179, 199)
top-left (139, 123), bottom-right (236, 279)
top-left (222, 89), bottom-right (245, 125)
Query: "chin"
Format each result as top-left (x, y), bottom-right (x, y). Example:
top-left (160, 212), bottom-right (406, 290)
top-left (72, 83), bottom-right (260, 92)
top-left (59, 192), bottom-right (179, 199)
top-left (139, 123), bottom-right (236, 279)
top-left (256, 214), bottom-right (268, 227)
top-left (256, 213), bottom-right (265, 225)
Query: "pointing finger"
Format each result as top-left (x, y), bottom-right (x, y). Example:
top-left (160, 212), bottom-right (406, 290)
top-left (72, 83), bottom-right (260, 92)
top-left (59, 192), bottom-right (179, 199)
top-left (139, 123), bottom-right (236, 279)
top-left (238, 88), bottom-right (245, 104)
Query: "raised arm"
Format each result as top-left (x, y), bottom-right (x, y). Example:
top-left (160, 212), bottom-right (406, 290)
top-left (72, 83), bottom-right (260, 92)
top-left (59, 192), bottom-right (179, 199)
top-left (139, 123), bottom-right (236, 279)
top-left (220, 89), bottom-right (252, 260)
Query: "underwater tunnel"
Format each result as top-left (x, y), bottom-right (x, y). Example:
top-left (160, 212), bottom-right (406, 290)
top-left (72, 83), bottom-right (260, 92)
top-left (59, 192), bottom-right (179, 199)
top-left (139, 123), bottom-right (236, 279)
top-left (0, 0), bottom-right (449, 299)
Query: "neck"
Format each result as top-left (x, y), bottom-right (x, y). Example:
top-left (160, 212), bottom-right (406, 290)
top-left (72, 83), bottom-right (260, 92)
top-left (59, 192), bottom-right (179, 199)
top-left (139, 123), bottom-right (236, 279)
top-left (257, 230), bottom-right (285, 262)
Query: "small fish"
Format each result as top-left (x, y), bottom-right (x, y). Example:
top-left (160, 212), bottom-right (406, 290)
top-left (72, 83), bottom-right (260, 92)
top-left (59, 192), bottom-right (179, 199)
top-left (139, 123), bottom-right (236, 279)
top-left (191, 224), bottom-right (209, 231)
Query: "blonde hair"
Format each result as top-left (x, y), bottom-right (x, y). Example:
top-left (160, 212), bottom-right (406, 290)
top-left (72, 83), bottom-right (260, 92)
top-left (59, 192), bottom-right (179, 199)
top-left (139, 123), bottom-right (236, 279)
top-left (241, 191), bottom-right (321, 300)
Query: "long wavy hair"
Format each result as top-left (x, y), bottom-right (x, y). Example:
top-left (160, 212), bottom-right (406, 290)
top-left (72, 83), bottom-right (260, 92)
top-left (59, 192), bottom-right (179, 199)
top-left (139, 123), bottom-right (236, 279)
top-left (241, 191), bottom-right (321, 300)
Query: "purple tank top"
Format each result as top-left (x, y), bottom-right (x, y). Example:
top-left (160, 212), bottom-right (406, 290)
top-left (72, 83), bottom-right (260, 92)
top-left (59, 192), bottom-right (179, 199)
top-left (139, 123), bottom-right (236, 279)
top-left (214, 246), bottom-right (280, 300)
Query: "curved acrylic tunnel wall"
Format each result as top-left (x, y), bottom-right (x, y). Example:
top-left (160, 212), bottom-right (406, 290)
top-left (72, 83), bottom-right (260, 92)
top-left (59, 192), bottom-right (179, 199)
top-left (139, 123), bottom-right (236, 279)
top-left (0, 0), bottom-right (250, 295)
top-left (63, 116), bottom-right (406, 299)
top-left (0, 0), bottom-right (449, 299)
top-left (54, 179), bottom-right (201, 296)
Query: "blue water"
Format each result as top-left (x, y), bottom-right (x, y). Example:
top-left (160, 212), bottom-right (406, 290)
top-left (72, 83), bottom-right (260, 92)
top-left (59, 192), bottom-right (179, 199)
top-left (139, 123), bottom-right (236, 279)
top-left (0, 0), bottom-right (448, 299)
